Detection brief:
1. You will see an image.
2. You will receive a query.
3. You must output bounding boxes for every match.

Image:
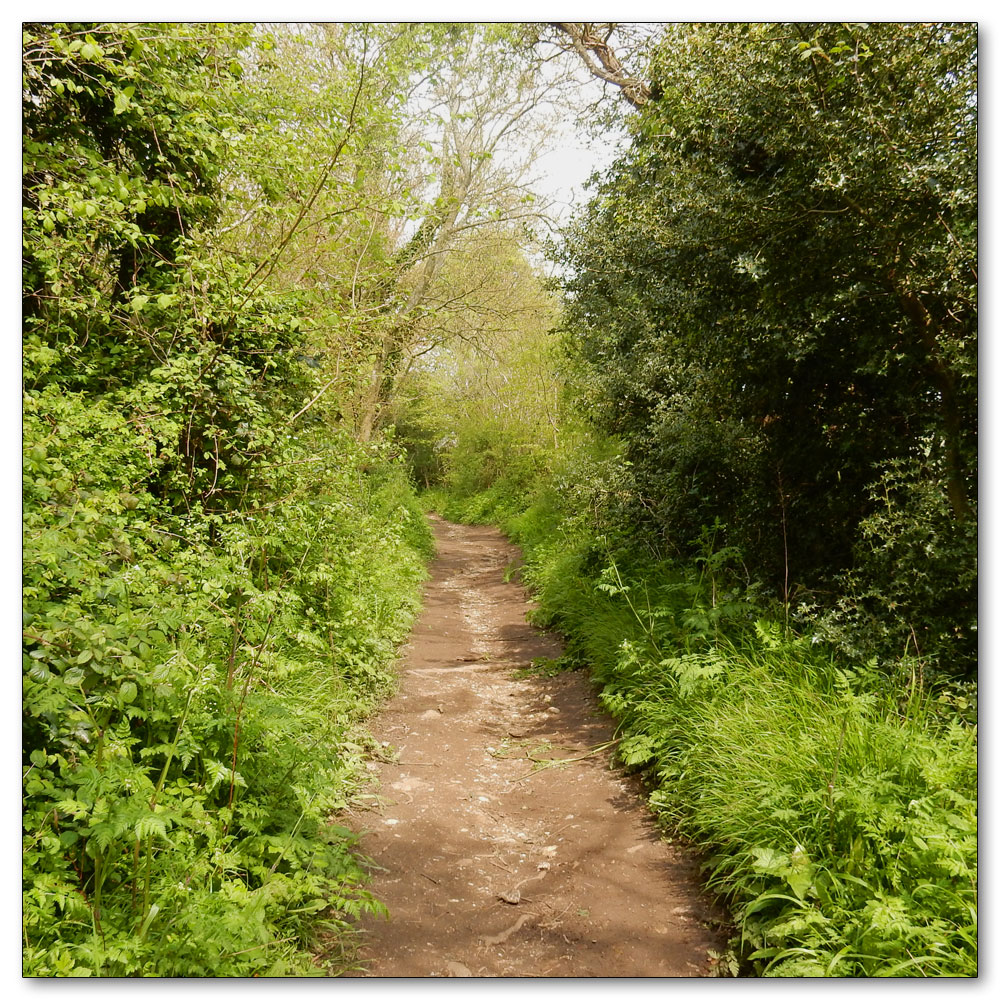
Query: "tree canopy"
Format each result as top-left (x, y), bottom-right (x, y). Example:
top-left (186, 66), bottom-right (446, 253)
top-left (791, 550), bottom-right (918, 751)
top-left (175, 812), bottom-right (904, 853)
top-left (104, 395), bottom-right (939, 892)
top-left (554, 22), bottom-right (977, 676)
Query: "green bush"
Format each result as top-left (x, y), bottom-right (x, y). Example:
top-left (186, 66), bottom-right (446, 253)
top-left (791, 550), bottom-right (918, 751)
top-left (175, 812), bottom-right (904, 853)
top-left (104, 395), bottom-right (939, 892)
top-left (555, 23), bottom-right (977, 677)
top-left (22, 23), bottom-right (436, 975)
top-left (809, 454), bottom-right (977, 683)
top-left (23, 390), bottom-right (428, 976)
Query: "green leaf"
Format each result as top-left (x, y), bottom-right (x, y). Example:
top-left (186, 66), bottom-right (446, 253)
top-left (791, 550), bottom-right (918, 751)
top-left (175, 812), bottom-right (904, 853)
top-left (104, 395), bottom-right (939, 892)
top-left (134, 814), bottom-right (167, 840)
top-left (750, 846), bottom-right (789, 874)
top-left (785, 869), bottom-right (812, 900)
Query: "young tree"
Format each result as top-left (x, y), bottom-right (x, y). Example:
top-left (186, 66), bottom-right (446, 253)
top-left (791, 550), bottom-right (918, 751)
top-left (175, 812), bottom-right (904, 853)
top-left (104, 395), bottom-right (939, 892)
top-left (347, 24), bottom-right (572, 439)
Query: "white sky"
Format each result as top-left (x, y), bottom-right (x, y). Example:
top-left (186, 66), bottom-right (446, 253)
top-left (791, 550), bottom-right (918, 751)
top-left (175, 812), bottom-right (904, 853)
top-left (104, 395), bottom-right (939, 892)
top-left (532, 122), bottom-right (625, 226)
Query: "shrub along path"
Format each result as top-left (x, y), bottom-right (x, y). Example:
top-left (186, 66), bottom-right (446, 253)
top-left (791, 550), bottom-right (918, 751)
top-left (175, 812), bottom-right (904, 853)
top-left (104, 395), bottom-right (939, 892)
top-left (345, 516), bottom-right (724, 977)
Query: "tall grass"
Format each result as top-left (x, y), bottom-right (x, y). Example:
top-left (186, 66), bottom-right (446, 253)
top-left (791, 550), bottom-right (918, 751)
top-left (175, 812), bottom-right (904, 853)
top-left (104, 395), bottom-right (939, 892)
top-left (433, 469), bottom-right (978, 977)
top-left (630, 630), bottom-right (977, 977)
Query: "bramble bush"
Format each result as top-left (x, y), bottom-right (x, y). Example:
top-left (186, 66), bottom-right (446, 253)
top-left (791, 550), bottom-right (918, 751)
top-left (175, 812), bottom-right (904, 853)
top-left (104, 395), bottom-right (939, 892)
top-left (22, 22), bottom-right (432, 975)
top-left (23, 384), bottom-right (429, 976)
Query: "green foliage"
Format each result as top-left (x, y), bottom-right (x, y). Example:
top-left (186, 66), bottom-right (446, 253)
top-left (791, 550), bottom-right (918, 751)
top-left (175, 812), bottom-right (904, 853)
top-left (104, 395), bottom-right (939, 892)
top-left (436, 434), bottom-right (549, 527)
top-left (23, 392), bottom-right (427, 975)
top-left (811, 454), bottom-right (978, 676)
top-left (392, 238), bottom-right (566, 499)
top-left (555, 22), bottom-right (977, 678)
top-left (23, 22), bottom-right (430, 977)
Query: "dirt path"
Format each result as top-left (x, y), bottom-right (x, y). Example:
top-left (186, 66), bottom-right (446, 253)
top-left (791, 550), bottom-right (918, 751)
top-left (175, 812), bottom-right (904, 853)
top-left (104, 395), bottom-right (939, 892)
top-left (346, 516), bottom-right (725, 977)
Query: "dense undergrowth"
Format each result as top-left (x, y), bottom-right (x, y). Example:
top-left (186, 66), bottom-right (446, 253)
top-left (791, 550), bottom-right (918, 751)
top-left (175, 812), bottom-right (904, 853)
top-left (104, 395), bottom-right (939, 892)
top-left (24, 402), bottom-right (431, 976)
top-left (426, 447), bottom-right (977, 978)
top-left (22, 22), bottom-right (435, 976)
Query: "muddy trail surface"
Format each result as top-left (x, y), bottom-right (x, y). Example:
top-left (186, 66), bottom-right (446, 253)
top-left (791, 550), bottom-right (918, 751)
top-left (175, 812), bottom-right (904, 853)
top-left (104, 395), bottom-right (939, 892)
top-left (346, 516), bottom-right (725, 978)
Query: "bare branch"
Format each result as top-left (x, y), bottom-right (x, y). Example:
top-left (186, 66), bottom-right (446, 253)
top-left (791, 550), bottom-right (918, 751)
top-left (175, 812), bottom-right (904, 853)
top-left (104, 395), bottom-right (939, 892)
top-left (549, 22), bottom-right (651, 108)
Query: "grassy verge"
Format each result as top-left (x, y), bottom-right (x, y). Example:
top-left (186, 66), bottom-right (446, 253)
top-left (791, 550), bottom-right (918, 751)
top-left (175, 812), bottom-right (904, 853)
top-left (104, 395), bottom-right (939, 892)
top-left (431, 477), bottom-right (977, 977)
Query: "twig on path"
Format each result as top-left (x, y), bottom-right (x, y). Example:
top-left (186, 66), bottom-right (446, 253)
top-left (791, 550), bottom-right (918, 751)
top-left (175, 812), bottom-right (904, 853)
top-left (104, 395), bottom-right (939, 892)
top-left (514, 738), bottom-right (622, 782)
top-left (513, 867), bottom-right (549, 893)
top-left (496, 865), bottom-right (550, 905)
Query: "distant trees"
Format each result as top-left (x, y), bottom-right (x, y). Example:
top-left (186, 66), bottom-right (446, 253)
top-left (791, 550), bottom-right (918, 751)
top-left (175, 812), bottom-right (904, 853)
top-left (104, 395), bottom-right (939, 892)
top-left (342, 25), bottom-right (570, 440)
top-left (392, 235), bottom-right (564, 490)
top-left (203, 23), bottom-right (573, 443)
top-left (555, 22), bottom-right (977, 676)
